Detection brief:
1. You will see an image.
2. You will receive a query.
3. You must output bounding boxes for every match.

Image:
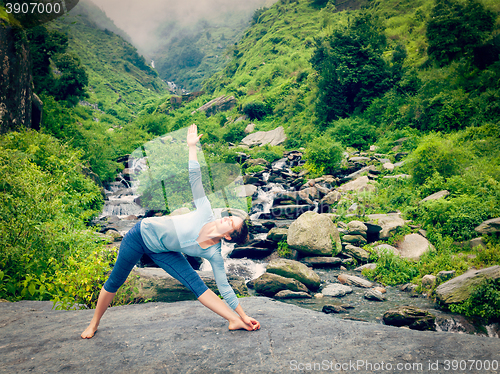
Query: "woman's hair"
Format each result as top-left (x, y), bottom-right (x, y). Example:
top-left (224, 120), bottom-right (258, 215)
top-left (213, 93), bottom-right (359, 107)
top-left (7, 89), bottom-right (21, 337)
top-left (224, 219), bottom-right (249, 246)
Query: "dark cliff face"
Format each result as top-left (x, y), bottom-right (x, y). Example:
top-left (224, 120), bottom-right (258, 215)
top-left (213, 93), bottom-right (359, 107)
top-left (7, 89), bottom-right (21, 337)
top-left (0, 19), bottom-right (33, 134)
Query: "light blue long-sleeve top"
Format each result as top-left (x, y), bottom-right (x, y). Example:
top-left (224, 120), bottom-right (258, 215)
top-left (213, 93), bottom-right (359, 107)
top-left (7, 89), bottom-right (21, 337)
top-left (140, 160), bottom-right (239, 310)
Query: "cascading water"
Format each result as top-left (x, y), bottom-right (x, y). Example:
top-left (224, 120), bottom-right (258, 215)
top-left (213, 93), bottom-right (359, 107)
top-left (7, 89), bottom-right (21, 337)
top-left (100, 157), bottom-right (147, 218)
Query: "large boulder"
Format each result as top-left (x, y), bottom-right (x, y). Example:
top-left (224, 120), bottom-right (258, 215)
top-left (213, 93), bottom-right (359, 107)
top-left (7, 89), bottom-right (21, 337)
top-left (347, 221), bottom-right (368, 237)
top-left (396, 234), bottom-right (435, 260)
top-left (240, 126), bottom-right (286, 147)
top-left (274, 290), bottom-right (311, 299)
top-left (253, 272), bottom-right (308, 297)
top-left (130, 268), bottom-right (249, 302)
top-left (287, 211), bottom-right (342, 256)
top-left (321, 284), bottom-right (353, 297)
top-left (435, 265), bottom-right (500, 305)
top-left (373, 244), bottom-right (399, 256)
top-left (419, 190), bottom-right (450, 204)
top-left (266, 228), bottom-right (288, 242)
top-left (366, 213), bottom-right (405, 240)
top-left (338, 176), bottom-right (376, 193)
top-left (320, 190), bottom-right (342, 205)
top-left (475, 217), bottom-right (500, 234)
top-left (266, 259), bottom-right (321, 291)
top-left (383, 306), bottom-right (436, 331)
top-left (301, 257), bottom-right (342, 268)
top-left (364, 289), bottom-right (386, 301)
top-left (338, 274), bottom-right (373, 288)
top-left (343, 245), bottom-right (370, 262)
top-left (192, 95), bottom-right (236, 117)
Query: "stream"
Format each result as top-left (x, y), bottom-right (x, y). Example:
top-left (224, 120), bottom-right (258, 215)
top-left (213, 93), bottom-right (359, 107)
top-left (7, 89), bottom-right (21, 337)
top-left (95, 153), bottom-right (500, 339)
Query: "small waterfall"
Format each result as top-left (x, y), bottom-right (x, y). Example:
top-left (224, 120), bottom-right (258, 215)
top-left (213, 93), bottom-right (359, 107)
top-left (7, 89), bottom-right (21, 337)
top-left (100, 157), bottom-right (147, 218)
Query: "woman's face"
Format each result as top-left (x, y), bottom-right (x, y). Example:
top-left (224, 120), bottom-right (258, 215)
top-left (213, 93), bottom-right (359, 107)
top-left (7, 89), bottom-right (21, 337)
top-left (216, 216), bottom-right (243, 236)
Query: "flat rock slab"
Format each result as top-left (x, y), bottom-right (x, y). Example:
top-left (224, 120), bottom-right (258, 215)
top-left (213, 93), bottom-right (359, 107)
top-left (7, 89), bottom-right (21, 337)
top-left (1, 299), bottom-right (500, 374)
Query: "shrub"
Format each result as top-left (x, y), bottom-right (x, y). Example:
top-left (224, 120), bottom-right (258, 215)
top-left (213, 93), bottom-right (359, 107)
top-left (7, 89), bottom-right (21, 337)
top-left (0, 131), bottom-right (105, 304)
top-left (277, 240), bottom-right (292, 258)
top-left (419, 195), bottom-right (492, 241)
top-left (222, 122), bottom-right (246, 144)
top-left (362, 250), bottom-right (419, 286)
top-left (448, 278), bottom-right (500, 319)
top-left (252, 145), bottom-right (284, 164)
top-left (243, 102), bottom-right (268, 120)
top-left (407, 133), bottom-right (471, 185)
top-left (304, 136), bottom-right (343, 175)
top-left (326, 117), bottom-right (378, 150)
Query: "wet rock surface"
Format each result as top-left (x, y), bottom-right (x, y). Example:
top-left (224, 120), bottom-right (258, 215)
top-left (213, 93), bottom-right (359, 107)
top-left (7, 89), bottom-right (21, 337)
top-left (1, 298), bottom-right (500, 374)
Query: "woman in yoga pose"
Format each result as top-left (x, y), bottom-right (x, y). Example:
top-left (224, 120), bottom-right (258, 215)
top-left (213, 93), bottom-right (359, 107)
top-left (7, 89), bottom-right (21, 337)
top-left (81, 124), bottom-right (260, 338)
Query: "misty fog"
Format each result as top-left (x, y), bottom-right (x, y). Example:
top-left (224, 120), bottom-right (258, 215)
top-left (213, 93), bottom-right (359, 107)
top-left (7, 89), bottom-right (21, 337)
top-left (88, 0), bottom-right (277, 52)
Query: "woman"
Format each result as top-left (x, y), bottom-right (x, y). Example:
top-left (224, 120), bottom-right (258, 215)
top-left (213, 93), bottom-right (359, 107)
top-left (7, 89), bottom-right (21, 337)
top-left (81, 124), bottom-right (260, 338)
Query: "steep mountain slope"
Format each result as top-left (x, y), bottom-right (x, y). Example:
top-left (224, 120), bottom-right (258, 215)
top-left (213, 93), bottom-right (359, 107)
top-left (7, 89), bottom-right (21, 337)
top-left (48, 0), bottom-right (167, 121)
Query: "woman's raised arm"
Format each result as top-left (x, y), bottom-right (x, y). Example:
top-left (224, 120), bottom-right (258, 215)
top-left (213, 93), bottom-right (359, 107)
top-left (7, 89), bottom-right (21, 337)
top-left (187, 124), bottom-right (203, 162)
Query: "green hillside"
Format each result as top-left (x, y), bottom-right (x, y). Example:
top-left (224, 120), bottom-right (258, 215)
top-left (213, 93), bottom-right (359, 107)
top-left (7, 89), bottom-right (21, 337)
top-left (48, 0), bottom-right (167, 121)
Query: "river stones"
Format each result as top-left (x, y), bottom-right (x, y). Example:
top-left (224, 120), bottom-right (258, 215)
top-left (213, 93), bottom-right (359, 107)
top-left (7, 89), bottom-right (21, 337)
top-left (342, 165), bottom-right (377, 182)
top-left (266, 228), bottom-right (288, 242)
top-left (301, 256), bottom-right (342, 268)
top-left (266, 258), bottom-right (321, 291)
top-left (320, 190), bottom-right (342, 204)
top-left (364, 289), bottom-right (386, 301)
top-left (366, 213), bottom-right (405, 240)
top-left (383, 306), bottom-right (436, 331)
top-left (354, 263), bottom-right (377, 272)
top-left (373, 243), bottom-right (399, 256)
top-left (436, 270), bottom-right (456, 282)
top-left (396, 234), bottom-right (435, 260)
top-left (435, 265), bottom-right (500, 305)
top-left (322, 305), bottom-right (348, 314)
top-left (475, 217), bottom-right (500, 234)
top-left (253, 272), bottom-right (308, 297)
top-left (338, 274), bottom-right (373, 288)
top-left (342, 235), bottom-right (367, 246)
top-left (322, 284), bottom-right (353, 297)
top-left (287, 211), bottom-right (342, 256)
top-left (343, 244), bottom-right (370, 262)
top-left (421, 274), bottom-right (437, 289)
top-left (383, 162), bottom-right (395, 171)
top-left (274, 290), bottom-right (311, 299)
top-left (347, 221), bottom-right (368, 237)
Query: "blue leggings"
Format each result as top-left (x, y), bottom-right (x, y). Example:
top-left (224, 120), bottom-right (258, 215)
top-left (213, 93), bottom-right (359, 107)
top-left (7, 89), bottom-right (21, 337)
top-left (103, 221), bottom-right (209, 298)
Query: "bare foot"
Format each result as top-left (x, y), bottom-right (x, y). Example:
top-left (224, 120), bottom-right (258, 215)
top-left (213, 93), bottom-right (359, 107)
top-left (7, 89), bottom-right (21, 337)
top-left (228, 318), bottom-right (253, 331)
top-left (81, 324), bottom-right (98, 339)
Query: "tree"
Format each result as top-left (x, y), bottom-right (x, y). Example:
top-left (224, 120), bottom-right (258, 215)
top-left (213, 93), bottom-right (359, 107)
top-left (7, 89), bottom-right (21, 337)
top-left (311, 14), bottom-right (393, 126)
top-left (427, 0), bottom-right (496, 66)
top-left (52, 53), bottom-right (88, 102)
